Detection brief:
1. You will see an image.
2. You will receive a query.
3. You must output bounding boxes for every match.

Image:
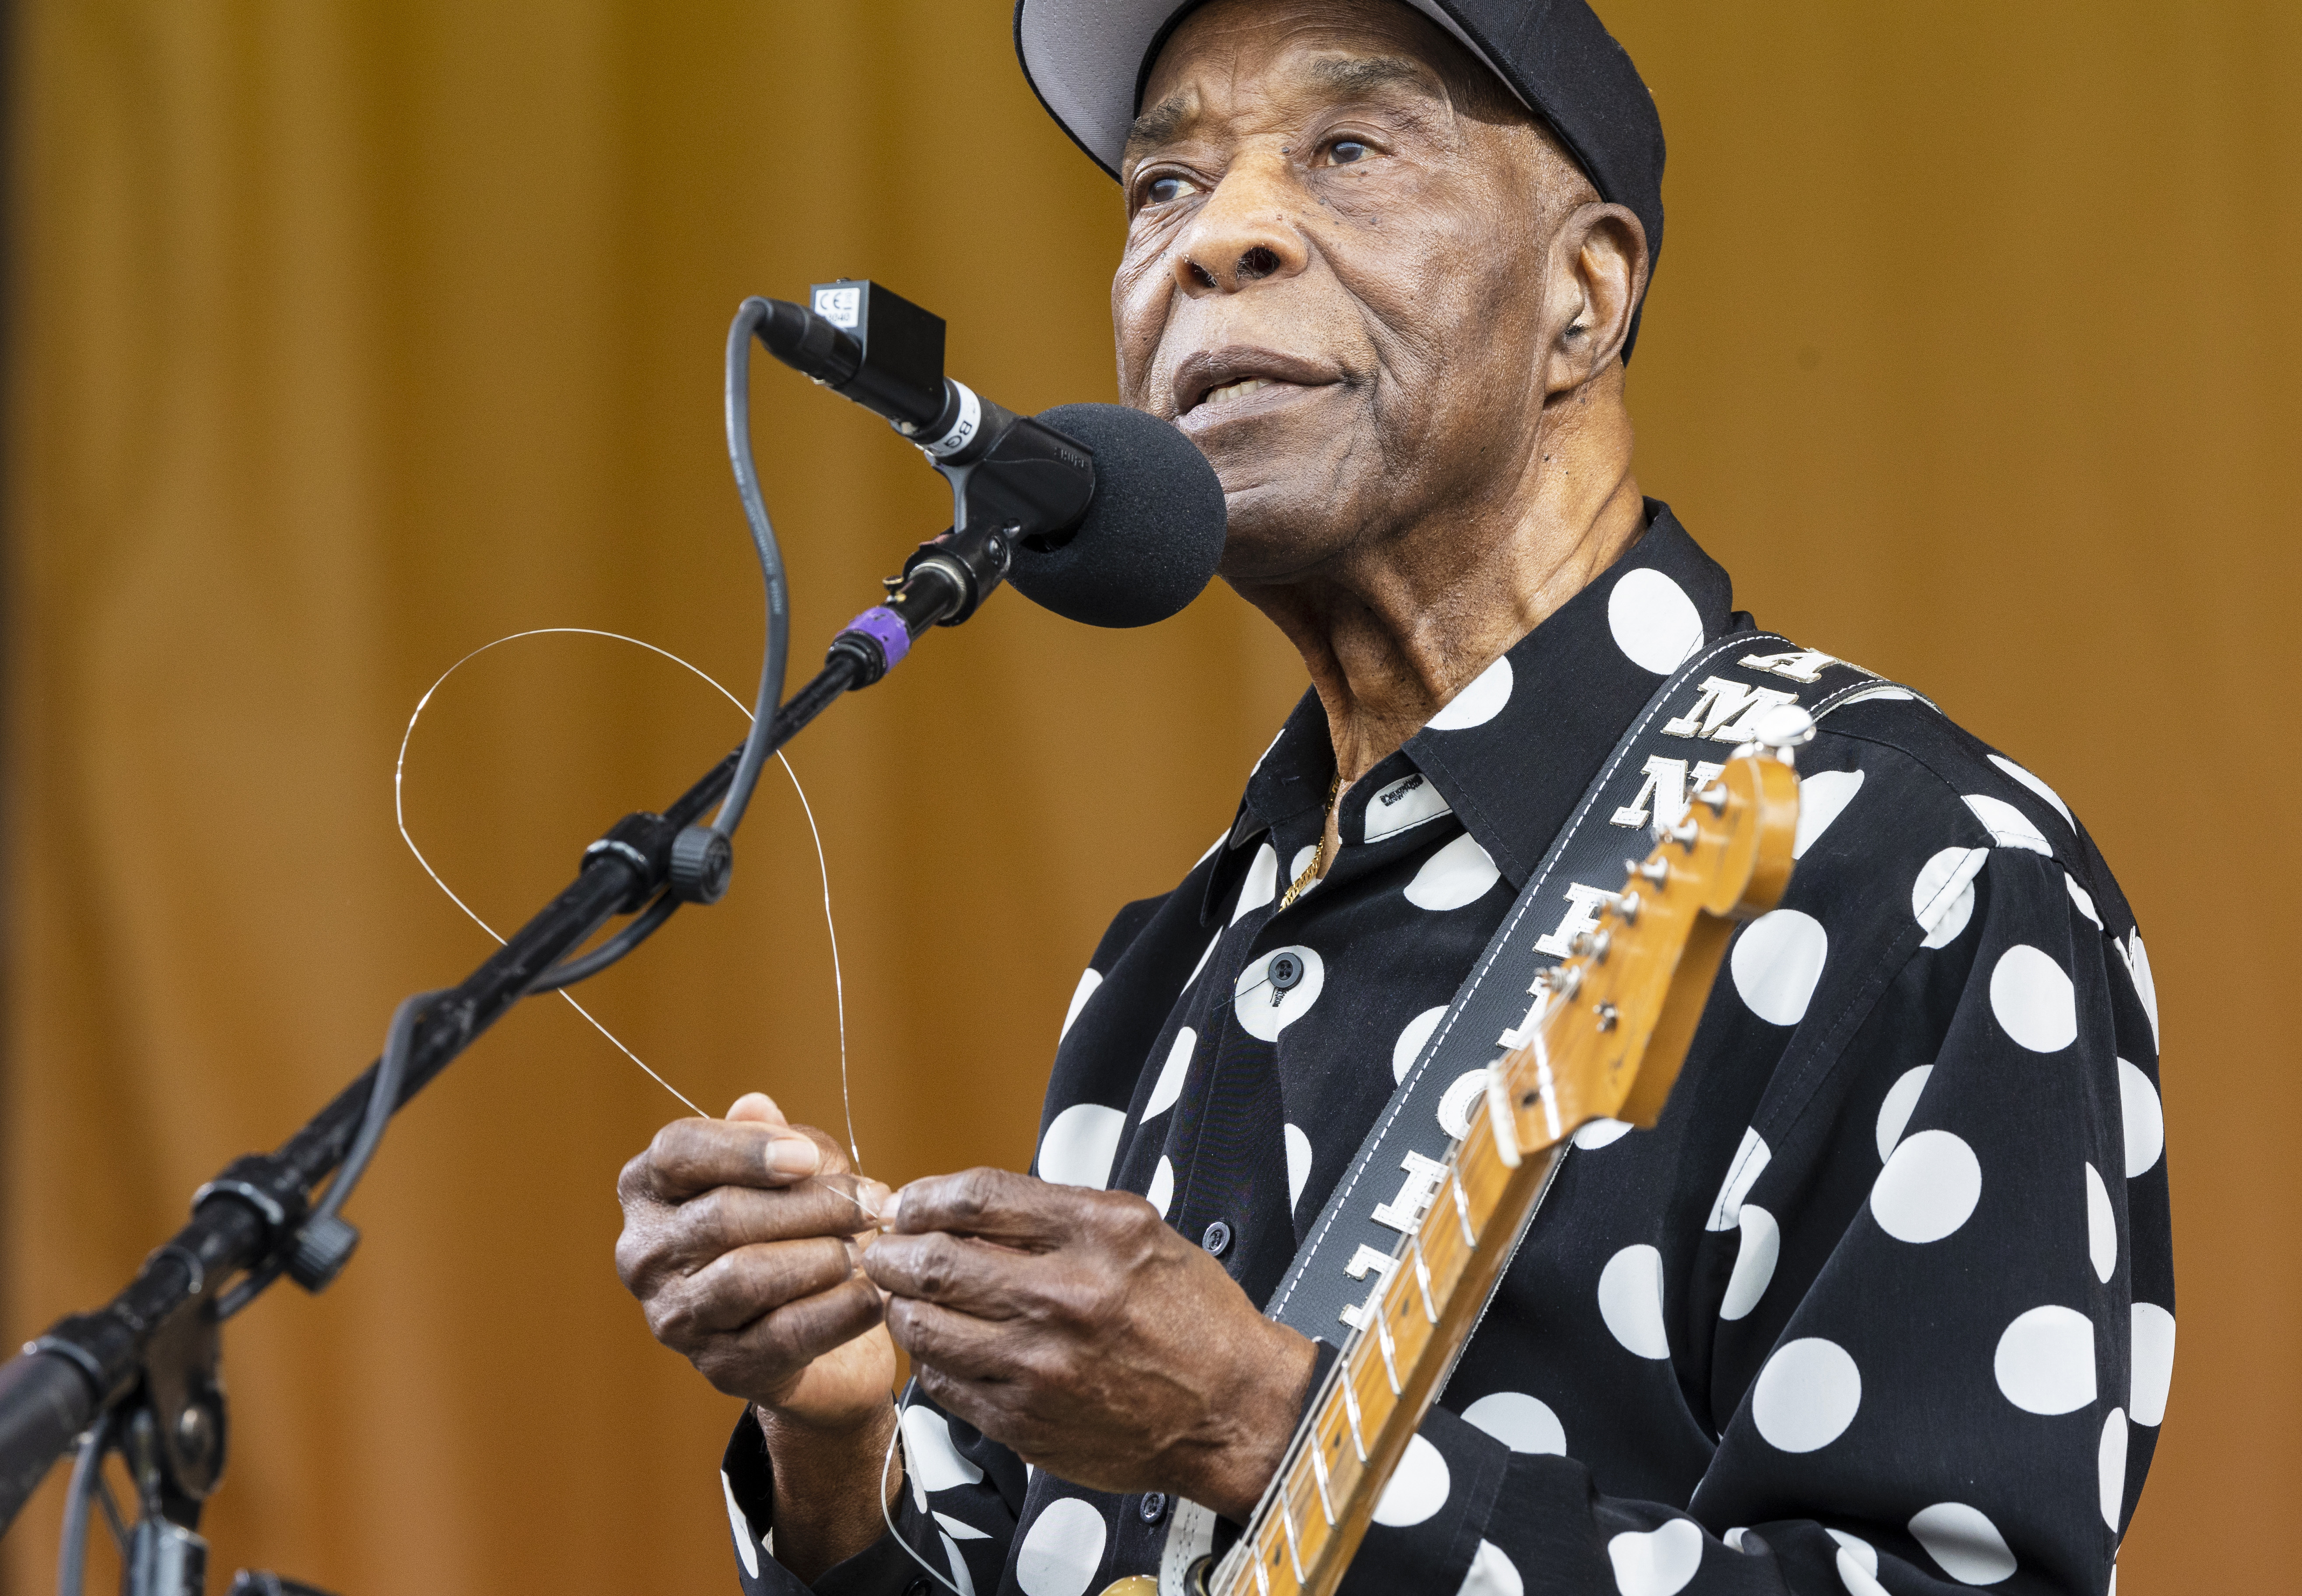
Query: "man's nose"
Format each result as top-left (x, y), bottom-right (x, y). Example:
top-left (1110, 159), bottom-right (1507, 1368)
top-left (1170, 157), bottom-right (1309, 297)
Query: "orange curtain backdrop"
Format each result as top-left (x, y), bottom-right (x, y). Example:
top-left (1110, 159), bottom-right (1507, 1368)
top-left (3, 1), bottom-right (2292, 1591)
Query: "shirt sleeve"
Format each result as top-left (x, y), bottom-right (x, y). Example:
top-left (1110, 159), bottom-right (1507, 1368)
top-left (721, 1385), bottom-right (1030, 1596)
top-left (1338, 844), bottom-right (2165, 1596)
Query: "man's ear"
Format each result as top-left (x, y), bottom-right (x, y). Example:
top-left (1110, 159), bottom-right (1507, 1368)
top-left (1542, 203), bottom-right (1650, 396)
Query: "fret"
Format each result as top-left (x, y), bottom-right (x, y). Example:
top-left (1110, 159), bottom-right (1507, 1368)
top-left (1339, 1373), bottom-right (1366, 1462)
top-left (1372, 1308), bottom-right (1400, 1395)
top-left (1409, 1237), bottom-right (1436, 1323)
top-left (1278, 1490), bottom-right (1304, 1581)
top-left (1450, 1170), bottom-right (1476, 1248)
top-left (1308, 1439), bottom-right (1335, 1525)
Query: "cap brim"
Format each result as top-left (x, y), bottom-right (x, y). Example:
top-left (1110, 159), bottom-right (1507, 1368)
top-left (1015, 0), bottom-right (1525, 178)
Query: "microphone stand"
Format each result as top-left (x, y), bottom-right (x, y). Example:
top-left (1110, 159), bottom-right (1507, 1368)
top-left (0, 513), bottom-right (1018, 1591)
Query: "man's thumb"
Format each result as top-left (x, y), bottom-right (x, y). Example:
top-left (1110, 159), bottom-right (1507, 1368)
top-left (724, 1092), bottom-right (786, 1125)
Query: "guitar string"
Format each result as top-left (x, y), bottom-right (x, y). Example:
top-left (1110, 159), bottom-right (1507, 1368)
top-left (393, 627), bottom-right (860, 1176)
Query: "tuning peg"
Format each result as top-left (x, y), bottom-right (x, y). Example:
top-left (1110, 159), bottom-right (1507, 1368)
top-left (1751, 704), bottom-right (1817, 767)
top-left (1627, 856), bottom-right (1670, 886)
top-left (1570, 928), bottom-right (1612, 962)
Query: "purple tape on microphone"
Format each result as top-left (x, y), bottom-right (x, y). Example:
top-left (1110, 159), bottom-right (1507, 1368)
top-left (842, 605), bottom-right (912, 672)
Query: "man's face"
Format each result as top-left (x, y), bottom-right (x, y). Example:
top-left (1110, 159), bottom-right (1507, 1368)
top-left (1115, 0), bottom-right (1576, 585)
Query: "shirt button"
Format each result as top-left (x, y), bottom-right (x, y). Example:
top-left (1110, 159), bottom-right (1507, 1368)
top-left (1267, 952), bottom-right (1303, 992)
top-left (1139, 1491), bottom-right (1170, 1525)
top-left (1201, 1220), bottom-right (1233, 1257)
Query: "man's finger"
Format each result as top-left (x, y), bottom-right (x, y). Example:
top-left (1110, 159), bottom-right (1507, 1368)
top-left (883, 1167), bottom-right (1088, 1247)
top-left (643, 1116), bottom-right (823, 1199)
top-left (864, 1230), bottom-right (1037, 1319)
top-left (724, 1092), bottom-right (786, 1125)
top-left (658, 1175), bottom-right (888, 1267)
top-left (883, 1295), bottom-right (1038, 1384)
top-left (690, 1275), bottom-right (886, 1401)
top-left (676, 1236), bottom-right (859, 1335)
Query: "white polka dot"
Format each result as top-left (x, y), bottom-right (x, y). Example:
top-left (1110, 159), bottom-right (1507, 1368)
top-left (1875, 1064), bottom-right (1934, 1160)
top-left (1989, 945), bottom-right (2078, 1052)
top-left (1989, 754), bottom-right (2075, 830)
top-left (1607, 568), bottom-right (1705, 674)
top-left (941, 1532), bottom-right (979, 1596)
top-left (1394, 1005), bottom-right (1446, 1084)
top-left (2124, 931), bottom-right (2158, 1049)
top-left (2130, 1302), bottom-right (2176, 1426)
top-left (1037, 1103), bottom-right (1126, 1190)
top-left (1575, 1117), bottom-right (1634, 1151)
top-left (1287, 844), bottom-right (1320, 897)
top-left (1371, 1432), bottom-right (1451, 1526)
top-left (1455, 1539), bottom-right (1524, 1596)
top-left (1231, 945), bottom-right (1325, 1042)
top-left (2065, 873), bottom-right (2102, 928)
top-left (1705, 1127), bottom-right (1772, 1230)
top-left (1912, 847), bottom-right (1987, 949)
top-left (1598, 1244), bottom-right (1670, 1359)
top-left (1142, 1028), bottom-right (1197, 1120)
top-left (1836, 1546), bottom-right (1889, 1596)
top-left (722, 1470), bottom-right (761, 1579)
top-left (1284, 1124), bottom-right (1314, 1212)
top-left (1719, 1204), bottom-right (1780, 1321)
top-left (1907, 1502), bottom-right (2018, 1585)
top-left (1365, 771), bottom-right (1453, 842)
top-left (1427, 655), bottom-right (1514, 730)
top-left (1752, 1338), bottom-right (1862, 1452)
top-left (1405, 833), bottom-right (1502, 910)
top-left (1232, 843), bottom-right (1279, 924)
top-left (1722, 1529), bottom-right (1750, 1554)
top-left (2109, 1059), bottom-right (2164, 1179)
top-left (1964, 794), bottom-right (2052, 855)
top-left (1793, 770), bottom-right (1866, 860)
top-left (1829, 1532), bottom-right (1886, 1596)
top-left (1016, 1497), bottom-right (1107, 1596)
top-left (2085, 1162), bottom-right (2116, 1282)
top-left (1437, 1068), bottom-right (1493, 1140)
top-left (903, 1406), bottom-right (986, 1494)
top-left (1606, 1517), bottom-right (1703, 1596)
top-left (1994, 1305), bottom-right (2098, 1414)
top-left (1730, 910), bottom-right (1829, 1026)
top-left (1871, 1129), bottom-right (1982, 1243)
top-left (936, 1510), bottom-right (992, 1540)
top-left (2099, 1408), bottom-right (2128, 1530)
top-left (1146, 1155), bottom-right (1174, 1219)
top-left (1461, 1391), bottom-right (1567, 1456)
top-left (1059, 968), bottom-right (1102, 1041)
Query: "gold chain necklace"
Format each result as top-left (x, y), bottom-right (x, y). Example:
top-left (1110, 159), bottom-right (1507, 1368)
top-left (1278, 770), bottom-right (1345, 912)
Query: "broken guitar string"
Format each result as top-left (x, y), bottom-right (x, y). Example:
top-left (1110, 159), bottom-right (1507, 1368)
top-left (393, 627), bottom-right (861, 1174)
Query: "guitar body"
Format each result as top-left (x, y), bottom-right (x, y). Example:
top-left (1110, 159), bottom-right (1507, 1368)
top-left (1099, 737), bottom-right (1803, 1596)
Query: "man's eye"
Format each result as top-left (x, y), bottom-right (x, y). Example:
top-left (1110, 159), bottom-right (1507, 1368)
top-left (1329, 140), bottom-right (1371, 165)
top-left (1145, 174), bottom-right (1197, 205)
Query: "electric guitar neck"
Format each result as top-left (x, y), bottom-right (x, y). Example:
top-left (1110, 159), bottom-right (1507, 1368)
top-left (1107, 737), bottom-right (1800, 1596)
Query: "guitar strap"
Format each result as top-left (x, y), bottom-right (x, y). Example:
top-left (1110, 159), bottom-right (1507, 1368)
top-left (1155, 633), bottom-right (1928, 1593)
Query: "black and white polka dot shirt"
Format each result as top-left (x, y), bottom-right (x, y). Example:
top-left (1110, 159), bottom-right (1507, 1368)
top-left (723, 506), bottom-right (2171, 1596)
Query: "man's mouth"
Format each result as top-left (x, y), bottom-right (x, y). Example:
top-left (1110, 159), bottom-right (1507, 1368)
top-left (1174, 347), bottom-right (1344, 422)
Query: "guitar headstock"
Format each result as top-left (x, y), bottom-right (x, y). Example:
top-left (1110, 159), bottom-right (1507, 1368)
top-left (1489, 728), bottom-right (1803, 1157)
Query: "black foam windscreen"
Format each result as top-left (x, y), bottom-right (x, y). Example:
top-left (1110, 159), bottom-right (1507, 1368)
top-left (1007, 403), bottom-right (1227, 628)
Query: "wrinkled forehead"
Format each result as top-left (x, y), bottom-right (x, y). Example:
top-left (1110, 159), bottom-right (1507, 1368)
top-left (1129, 27), bottom-right (1464, 158)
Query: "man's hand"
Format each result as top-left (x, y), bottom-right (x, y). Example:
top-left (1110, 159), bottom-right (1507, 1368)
top-left (864, 1169), bottom-right (1317, 1522)
top-left (615, 1093), bottom-right (898, 1581)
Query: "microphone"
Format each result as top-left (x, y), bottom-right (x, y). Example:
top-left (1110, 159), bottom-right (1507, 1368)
top-left (757, 281), bottom-right (1227, 630)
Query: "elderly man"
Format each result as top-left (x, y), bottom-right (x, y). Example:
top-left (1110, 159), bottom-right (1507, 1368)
top-left (614, 3), bottom-right (2171, 1593)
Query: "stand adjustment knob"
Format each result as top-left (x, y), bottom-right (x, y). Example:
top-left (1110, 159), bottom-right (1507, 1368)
top-left (669, 826), bottom-right (734, 905)
top-left (286, 1214), bottom-right (360, 1294)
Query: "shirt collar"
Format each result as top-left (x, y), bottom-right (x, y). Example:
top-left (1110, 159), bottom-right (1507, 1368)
top-left (1209, 502), bottom-right (1742, 917)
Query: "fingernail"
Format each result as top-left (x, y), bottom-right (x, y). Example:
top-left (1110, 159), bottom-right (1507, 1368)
top-left (879, 1188), bottom-right (904, 1229)
top-left (860, 1180), bottom-right (893, 1222)
top-left (764, 1135), bottom-right (820, 1177)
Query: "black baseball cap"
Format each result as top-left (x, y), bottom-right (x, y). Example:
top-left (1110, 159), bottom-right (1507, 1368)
top-left (1013, 0), bottom-right (1665, 355)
